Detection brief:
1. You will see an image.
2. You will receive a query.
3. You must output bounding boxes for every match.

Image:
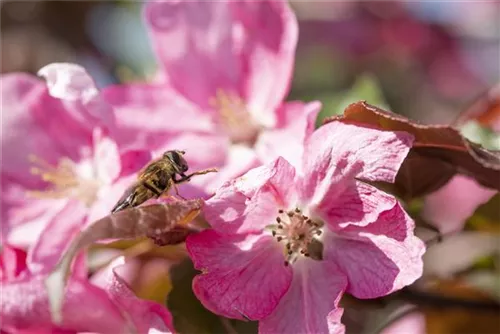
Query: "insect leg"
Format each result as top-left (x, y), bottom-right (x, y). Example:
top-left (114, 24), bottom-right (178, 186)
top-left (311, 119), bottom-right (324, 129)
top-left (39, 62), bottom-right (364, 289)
top-left (173, 183), bottom-right (187, 200)
top-left (174, 168), bottom-right (218, 184)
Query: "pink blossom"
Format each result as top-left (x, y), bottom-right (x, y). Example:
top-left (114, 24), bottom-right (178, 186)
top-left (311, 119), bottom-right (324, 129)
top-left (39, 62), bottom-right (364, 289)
top-left (0, 217), bottom-right (174, 334)
top-left (103, 0), bottom-right (320, 194)
top-left (422, 175), bottom-right (497, 234)
top-left (1, 63), bottom-right (151, 248)
top-left (186, 121), bottom-right (425, 333)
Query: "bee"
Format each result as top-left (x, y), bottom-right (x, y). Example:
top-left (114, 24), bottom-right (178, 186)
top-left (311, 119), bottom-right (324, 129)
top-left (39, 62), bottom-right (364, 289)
top-left (111, 150), bottom-right (217, 213)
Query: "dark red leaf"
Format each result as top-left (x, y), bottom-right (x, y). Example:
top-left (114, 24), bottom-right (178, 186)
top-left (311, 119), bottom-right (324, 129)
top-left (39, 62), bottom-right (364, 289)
top-left (325, 101), bottom-right (500, 199)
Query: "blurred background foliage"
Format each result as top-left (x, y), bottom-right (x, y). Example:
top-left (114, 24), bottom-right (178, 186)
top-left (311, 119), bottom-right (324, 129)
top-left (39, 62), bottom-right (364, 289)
top-left (2, 1), bottom-right (499, 333)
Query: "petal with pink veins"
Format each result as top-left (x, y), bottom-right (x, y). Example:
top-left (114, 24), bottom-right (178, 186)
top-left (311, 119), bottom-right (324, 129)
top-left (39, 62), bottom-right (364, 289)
top-left (255, 101), bottom-right (321, 169)
top-left (301, 122), bottom-right (413, 201)
top-left (187, 229), bottom-right (292, 320)
top-left (314, 181), bottom-right (397, 230)
top-left (259, 260), bottom-right (347, 334)
top-left (205, 157), bottom-right (295, 233)
top-left (325, 204), bottom-right (425, 299)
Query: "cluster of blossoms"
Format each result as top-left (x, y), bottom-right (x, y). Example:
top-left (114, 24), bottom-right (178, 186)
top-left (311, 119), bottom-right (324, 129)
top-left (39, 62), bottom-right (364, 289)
top-left (1, 1), bottom-right (425, 333)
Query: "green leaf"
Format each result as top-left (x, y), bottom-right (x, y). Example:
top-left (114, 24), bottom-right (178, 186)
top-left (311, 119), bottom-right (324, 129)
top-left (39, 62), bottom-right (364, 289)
top-left (317, 74), bottom-right (387, 125)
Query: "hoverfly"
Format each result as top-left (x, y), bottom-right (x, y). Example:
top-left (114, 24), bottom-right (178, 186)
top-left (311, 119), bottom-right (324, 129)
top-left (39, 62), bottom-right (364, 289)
top-left (111, 150), bottom-right (217, 213)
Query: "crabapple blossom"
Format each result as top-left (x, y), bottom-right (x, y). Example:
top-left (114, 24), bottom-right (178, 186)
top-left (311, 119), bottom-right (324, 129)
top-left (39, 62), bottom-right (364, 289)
top-left (187, 121), bottom-right (425, 333)
top-left (1, 64), bottom-right (151, 248)
top-left (0, 220), bottom-right (174, 334)
top-left (103, 0), bottom-right (320, 193)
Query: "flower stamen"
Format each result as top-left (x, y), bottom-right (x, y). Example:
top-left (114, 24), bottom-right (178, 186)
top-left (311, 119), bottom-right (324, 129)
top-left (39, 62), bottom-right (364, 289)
top-left (27, 154), bottom-right (101, 206)
top-left (209, 89), bottom-right (259, 145)
top-left (270, 208), bottom-right (324, 265)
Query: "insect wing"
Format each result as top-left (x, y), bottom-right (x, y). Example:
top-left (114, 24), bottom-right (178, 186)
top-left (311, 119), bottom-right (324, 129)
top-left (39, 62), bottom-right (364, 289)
top-left (111, 183), bottom-right (138, 213)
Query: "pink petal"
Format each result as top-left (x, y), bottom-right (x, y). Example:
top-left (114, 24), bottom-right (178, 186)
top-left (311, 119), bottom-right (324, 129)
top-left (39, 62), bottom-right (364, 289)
top-left (144, 0), bottom-right (240, 107)
top-left (144, 0), bottom-right (298, 123)
top-left (37, 63), bottom-right (115, 134)
top-left (27, 200), bottom-right (87, 275)
top-left (97, 257), bottom-right (175, 334)
top-left (0, 73), bottom-right (67, 184)
top-left (197, 143), bottom-right (260, 196)
top-left (1, 276), bottom-right (131, 333)
top-left (315, 181), bottom-right (397, 230)
top-left (232, 0), bottom-right (299, 125)
top-left (255, 101), bottom-right (321, 169)
top-left (1, 183), bottom-right (68, 248)
top-left (204, 157), bottom-right (296, 234)
top-left (187, 229), bottom-right (292, 320)
top-left (38, 63), bottom-right (99, 103)
top-left (93, 130), bottom-right (121, 182)
top-left (423, 175), bottom-right (497, 234)
top-left (118, 150), bottom-right (153, 178)
top-left (259, 260), bottom-right (347, 334)
top-left (301, 122), bottom-right (413, 201)
top-left (102, 83), bottom-right (215, 150)
top-left (0, 245), bottom-right (28, 281)
top-left (324, 204), bottom-right (425, 299)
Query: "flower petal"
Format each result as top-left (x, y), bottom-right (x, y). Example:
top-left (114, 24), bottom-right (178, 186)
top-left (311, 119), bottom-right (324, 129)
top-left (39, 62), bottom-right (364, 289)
top-left (144, 0), bottom-right (239, 107)
top-left (255, 101), bottom-right (321, 169)
top-left (301, 122), bottom-right (413, 201)
top-left (38, 63), bottom-right (99, 103)
top-left (232, 0), bottom-right (299, 125)
top-left (93, 130), bottom-right (121, 182)
top-left (96, 257), bottom-right (175, 334)
top-left (144, 0), bottom-right (298, 122)
top-left (187, 229), bottom-right (292, 320)
top-left (0, 73), bottom-right (65, 184)
top-left (314, 181), bottom-right (397, 230)
top-left (1, 275), bottom-right (132, 333)
top-left (27, 200), bottom-right (87, 275)
top-left (422, 175), bottom-right (497, 234)
top-left (0, 245), bottom-right (28, 281)
top-left (118, 150), bottom-right (153, 178)
top-left (204, 157), bottom-right (296, 234)
top-left (259, 260), bottom-right (347, 334)
top-left (102, 83), bottom-right (215, 150)
top-left (325, 204), bottom-right (425, 299)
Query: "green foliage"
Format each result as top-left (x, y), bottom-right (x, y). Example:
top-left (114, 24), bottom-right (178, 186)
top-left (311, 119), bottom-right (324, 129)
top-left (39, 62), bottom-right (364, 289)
top-left (316, 74), bottom-right (388, 125)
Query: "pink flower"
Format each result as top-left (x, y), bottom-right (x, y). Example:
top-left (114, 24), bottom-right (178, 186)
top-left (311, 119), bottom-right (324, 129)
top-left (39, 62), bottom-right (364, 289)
top-left (1, 63), bottom-right (151, 248)
top-left (0, 213), bottom-right (174, 334)
top-left (422, 175), bottom-right (497, 234)
top-left (186, 121), bottom-right (425, 333)
top-left (103, 0), bottom-right (320, 193)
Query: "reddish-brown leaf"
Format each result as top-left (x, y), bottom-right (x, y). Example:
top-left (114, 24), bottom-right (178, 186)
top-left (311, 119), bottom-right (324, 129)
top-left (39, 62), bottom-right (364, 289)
top-left (46, 198), bottom-right (203, 323)
top-left (325, 101), bottom-right (500, 199)
top-left (454, 84), bottom-right (500, 132)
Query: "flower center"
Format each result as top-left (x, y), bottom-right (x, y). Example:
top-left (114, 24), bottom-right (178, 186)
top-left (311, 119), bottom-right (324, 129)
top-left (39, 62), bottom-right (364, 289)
top-left (27, 154), bottom-right (102, 207)
top-left (270, 208), bottom-right (324, 266)
top-left (209, 89), bottom-right (260, 145)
